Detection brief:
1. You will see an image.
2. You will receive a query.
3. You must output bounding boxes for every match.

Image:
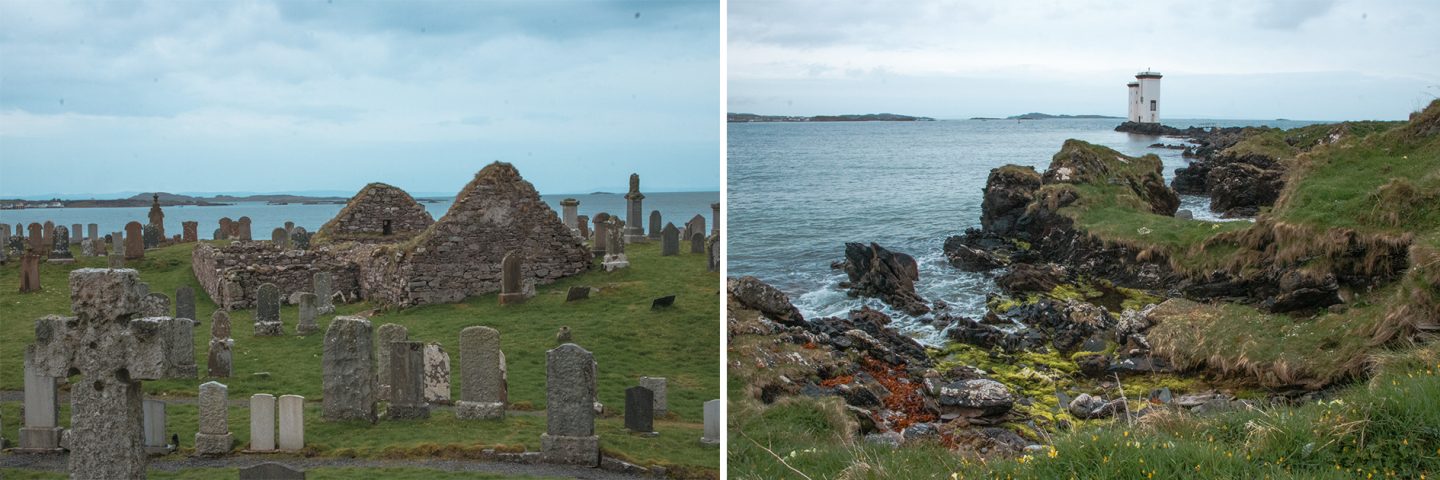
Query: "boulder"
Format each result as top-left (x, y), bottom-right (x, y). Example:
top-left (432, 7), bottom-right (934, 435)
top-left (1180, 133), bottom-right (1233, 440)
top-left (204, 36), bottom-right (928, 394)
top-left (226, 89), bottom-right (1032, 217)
top-left (728, 276), bottom-right (805, 326)
top-left (1207, 161), bottom-right (1284, 217)
top-left (980, 166), bottom-right (1042, 235)
top-left (937, 379), bottom-right (1015, 417)
top-left (841, 243), bottom-right (930, 316)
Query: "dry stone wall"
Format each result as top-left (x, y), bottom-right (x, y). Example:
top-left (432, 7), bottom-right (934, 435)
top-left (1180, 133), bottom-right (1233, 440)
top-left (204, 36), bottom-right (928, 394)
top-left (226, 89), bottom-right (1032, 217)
top-left (192, 242), bottom-right (360, 310)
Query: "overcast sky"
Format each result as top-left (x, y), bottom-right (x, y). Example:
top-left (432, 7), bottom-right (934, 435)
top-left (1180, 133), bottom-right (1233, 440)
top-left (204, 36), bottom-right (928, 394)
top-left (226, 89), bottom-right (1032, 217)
top-left (729, 0), bottom-right (1440, 120)
top-left (0, 0), bottom-right (719, 198)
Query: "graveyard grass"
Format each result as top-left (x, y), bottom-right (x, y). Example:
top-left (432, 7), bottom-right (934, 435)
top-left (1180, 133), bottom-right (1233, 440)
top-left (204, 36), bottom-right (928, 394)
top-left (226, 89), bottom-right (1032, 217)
top-left (0, 239), bottom-right (720, 475)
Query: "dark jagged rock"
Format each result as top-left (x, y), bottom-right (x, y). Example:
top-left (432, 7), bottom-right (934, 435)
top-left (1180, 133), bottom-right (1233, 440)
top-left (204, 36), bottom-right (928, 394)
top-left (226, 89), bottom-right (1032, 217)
top-left (841, 243), bottom-right (930, 316)
top-left (1207, 160), bottom-right (1284, 217)
top-left (1267, 271), bottom-right (1342, 313)
top-left (728, 276), bottom-right (805, 326)
top-left (943, 229), bottom-right (1036, 271)
top-left (813, 307), bottom-right (930, 367)
top-left (995, 263), bottom-right (1067, 295)
top-left (980, 166), bottom-right (1042, 236)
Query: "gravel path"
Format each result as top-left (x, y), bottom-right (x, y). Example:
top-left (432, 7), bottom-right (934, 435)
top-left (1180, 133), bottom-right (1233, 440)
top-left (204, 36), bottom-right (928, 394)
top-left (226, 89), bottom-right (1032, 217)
top-left (0, 453), bottom-right (649, 479)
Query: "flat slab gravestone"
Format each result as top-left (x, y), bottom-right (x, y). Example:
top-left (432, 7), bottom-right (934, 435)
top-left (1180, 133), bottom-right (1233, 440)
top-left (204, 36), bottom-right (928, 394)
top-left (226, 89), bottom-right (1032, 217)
top-left (702, 399), bottom-right (721, 445)
top-left (296, 292), bottom-right (319, 335)
top-left (254, 283), bottom-right (283, 336)
top-left (376, 323), bottom-right (408, 401)
top-left (565, 286), bottom-right (591, 302)
top-left (639, 376), bottom-right (669, 417)
top-left (249, 394), bottom-right (277, 452)
top-left (143, 399), bottom-right (171, 455)
top-left (651, 295), bottom-right (676, 310)
top-left (387, 341), bottom-right (430, 419)
top-left (208, 311), bottom-right (234, 378)
top-left (278, 395), bottom-right (305, 451)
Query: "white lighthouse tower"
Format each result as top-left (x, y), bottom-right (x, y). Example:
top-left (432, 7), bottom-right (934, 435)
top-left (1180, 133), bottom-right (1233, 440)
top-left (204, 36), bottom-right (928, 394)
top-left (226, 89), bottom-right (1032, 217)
top-left (1131, 70), bottom-right (1162, 123)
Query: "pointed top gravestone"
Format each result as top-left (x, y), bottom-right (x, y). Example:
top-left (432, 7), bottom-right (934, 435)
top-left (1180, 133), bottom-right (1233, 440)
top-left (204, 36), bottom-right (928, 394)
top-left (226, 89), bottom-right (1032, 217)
top-left (498, 252), bottom-right (526, 305)
top-left (660, 223), bottom-right (680, 256)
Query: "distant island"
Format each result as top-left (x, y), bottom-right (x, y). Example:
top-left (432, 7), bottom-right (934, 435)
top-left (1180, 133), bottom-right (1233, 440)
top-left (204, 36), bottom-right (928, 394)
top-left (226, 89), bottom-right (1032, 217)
top-left (728, 113), bottom-right (935, 123)
top-left (0, 192), bottom-right (354, 209)
top-left (971, 113), bottom-right (1123, 120)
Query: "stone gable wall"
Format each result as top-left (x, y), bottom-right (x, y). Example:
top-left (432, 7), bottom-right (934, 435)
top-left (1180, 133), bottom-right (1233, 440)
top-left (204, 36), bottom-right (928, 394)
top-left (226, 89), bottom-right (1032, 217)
top-left (316, 183), bottom-right (435, 244)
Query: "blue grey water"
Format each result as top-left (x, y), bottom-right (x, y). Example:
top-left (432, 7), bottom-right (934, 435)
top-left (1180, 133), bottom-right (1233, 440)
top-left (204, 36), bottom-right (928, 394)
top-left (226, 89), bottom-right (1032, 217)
top-left (0, 191), bottom-right (718, 242)
top-left (727, 118), bottom-right (1327, 344)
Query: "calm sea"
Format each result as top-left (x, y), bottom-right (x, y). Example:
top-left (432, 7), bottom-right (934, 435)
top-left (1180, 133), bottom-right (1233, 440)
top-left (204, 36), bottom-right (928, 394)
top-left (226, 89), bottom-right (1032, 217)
top-left (0, 192), bottom-right (718, 242)
top-left (727, 118), bottom-right (1326, 343)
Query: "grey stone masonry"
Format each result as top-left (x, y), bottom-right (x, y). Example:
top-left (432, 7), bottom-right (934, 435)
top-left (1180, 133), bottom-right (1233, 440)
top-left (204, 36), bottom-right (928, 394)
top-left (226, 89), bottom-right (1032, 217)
top-left (182, 221), bottom-right (198, 243)
top-left (18, 349), bottom-right (62, 451)
top-left (175, 285), bottom-right (196, 322)
top-left (456, 326), bottom-right (505, 420)
top-left (388, 341), bottom-right (430, 419)
top-left (423, 342), bottom-right (451, 404)
top-left (297, 292), bottom-right (319, 335)
top-left (140, 292), bottom-right (170, 317)
top-left (624, 386), bottom-right (654, 433)
top-left (315, 182), bottom-right (435, 244)
top-left (498, 251), bottom-right (526, 305)
top-left (322, 317), bottom-right (376, 422)
top-left (376, 323), bottom-right (408, 401)
top-left (702, 399), bottom-right (720, 444)
top-left (314, 272), bottom-right (335, 314)
top-left (195, 381), bottom-right (233, 456)
top-left (278, 395), bottom-right (304, 451)
top-left (639, 377), bottom-right (669, 416)
top-left (660, 223), bottom-right (680, 256)
top-left (254, 282), bottom-right (283, 336)
top-left (541, 343), bottom-right (599, 466)
top-left (576, 215), bottom-right (590, 239)
top-left (624, 173), bottom-right (646, 242)
top-left (208, 311), bottom-right (234, 378)
top-left (648, 210), bottom-right (662, 240)
top-left (249, 394), bottom-right (276, 452)
top-left (25, 269), bottom-right (198, 478)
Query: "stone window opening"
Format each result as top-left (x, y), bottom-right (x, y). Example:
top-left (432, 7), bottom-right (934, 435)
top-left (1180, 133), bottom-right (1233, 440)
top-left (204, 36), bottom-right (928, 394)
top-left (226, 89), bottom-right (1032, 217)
top-left (383, 220), bottom-right (393, 236)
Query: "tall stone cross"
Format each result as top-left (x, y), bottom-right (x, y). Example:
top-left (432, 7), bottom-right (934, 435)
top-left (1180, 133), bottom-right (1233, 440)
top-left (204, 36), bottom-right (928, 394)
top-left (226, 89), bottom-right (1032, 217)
top-left (27, 268), bottom-right (197, 479)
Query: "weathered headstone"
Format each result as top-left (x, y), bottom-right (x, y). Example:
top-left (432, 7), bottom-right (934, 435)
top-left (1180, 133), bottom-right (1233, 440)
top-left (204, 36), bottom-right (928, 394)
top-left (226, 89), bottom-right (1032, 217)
top-left (624, 173), bottom-right (647, 242)
top-left (685, 214), bottom-right (706, 242)
top-left (182, 221), bottom-right (198, 243)
top-left (18, 252), bottom-right (41, 293)
top-left (87, 223), bottom-right (99, 245)
top-left (388, 341), bottom-right (430, 419)
top-left (249, 394), bottom-right (276, 452)
top-left (27, 222), bottom-right (44, 253)
top-left (602, 219), bottom-right (630, 272)
top-left (376, 324), bottom-right (408, 401)
top-left (322, 317), bottom-right (376, 422)
top-left (661, 223), bottom-right (680, 256)
top-left (71, 223), bottom-right (83, 244)
top-left (541, 343), bottom-right (599, 466)
top-left (639, 376), bottom-right (669, 417)
top-left (41, 221), bottom-right (53, 251)
top-left (142, 223), bottom-right (162, 249)
top-left (254, 283), bottom-right (283, 336)
top-left (208, 311), bottom-right (234, 377)
top-left (648, 210), bottom-right (662, 240)
top-left (691, 232), bottom-right (705, 254)
top-left (456, 326), bottom-right (506, 420)
top-left (296, 292), bottom-right (319, 335)
top-left (239, 462), bottom-right (305, 480)
top-left (17, 350), bottom-right (62, 451)
top-left (278, 395), bottom-right (305, 451)
top-left (625, 386), bottom-right (655, 434)
top-left (195, 381), bottom-right (233, 455)
top-left (124, 221), bottom-right (145, 259)
top-left (498, 252), bottom-right (526, 305)
top-left (291, 226), bottom-right (310, 250)
top-left (423, 343), bottom-right (451, 404)
top-left (141, 292), bottom-right (170, 317)
top-left (711, 202), bottom-right (720, 236)
top-left (237, 216), bottom-right (253, 241)
top-left (565, 286), bottom-right (591, 302)
top-left (147, 193), bottom-right (166, 239)
top-left (272, 227), bottom-right (290, 249)
top-left (175, 285), bottom-right (196, 322)
top-left (218, 217), bottom-right (233, 240)
top-left (314, 272), bottom-right (334, 314)
top-left (702, 399), bottom-right (720, 444)
top-left (576, 215), bottom-right (590, 238)
top-left (560, 198), bottom-right (580, 233)
top-left (591, 212), bottom-right (610, 258)
top-left (25, 269), bottom-right (197, 477)
top-left (707, 235), bottom-right (720, 272)
top-left (143, 399), bottom-right (170, 454)
top-left (48, 225), bottom-right (74, 262)
top-left (284, 221), bottom-right (295, 233)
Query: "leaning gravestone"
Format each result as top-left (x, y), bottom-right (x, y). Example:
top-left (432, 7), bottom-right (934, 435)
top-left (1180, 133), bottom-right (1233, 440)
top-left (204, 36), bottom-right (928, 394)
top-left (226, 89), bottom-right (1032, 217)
top-left (376, 323), bottom-right (408, 401)
top-left (457, 326), bottom-right (506, 420)
top-left (565, 286), bottom-right (591, 302)
top-left (639, 376), bottom-right (669, 417)
top-left (541, 343), bottom-right (600, 466)
top-left (661, 223), bottom-right (680, 256)
top-left (423, 343), bottom-right (451, 404)
top-left (388, 341), bottom-right (430, 419)
top-left (625, 386), bottom-right (655, 434)
top-left (124, 221), bottom-right (145, 259)
top-left (240, 462), bottom-right (305, 480)
top-left (26, 269), bottom-right (197, 478)
top-left (314, 272), bottom-right (334, 313)
top-left (175, 285), bottom-right (196, 323)
top-left (702, 399), bottom-right (720, 445)
top-left (254, 283), bottom-right (283, 336)
top-left (195, 381), bottom-right (233, 456)
top-left (498, 252), bottom-right (526, 305)
top-left (322, 317), bottom-right (376, 423)
top-left (208, 311), bottom-right (234, 378)
top-left (296, 292), bottom-right (319, 335)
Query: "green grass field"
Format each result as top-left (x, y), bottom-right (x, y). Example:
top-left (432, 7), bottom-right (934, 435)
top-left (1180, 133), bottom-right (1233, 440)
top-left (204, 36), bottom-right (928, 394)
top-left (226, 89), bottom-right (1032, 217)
top-left (0, 239), bottom-right (720, 473)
